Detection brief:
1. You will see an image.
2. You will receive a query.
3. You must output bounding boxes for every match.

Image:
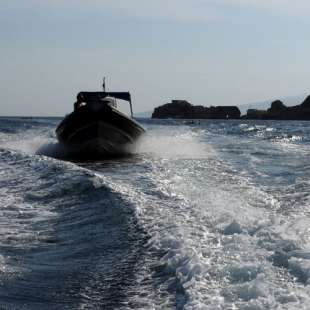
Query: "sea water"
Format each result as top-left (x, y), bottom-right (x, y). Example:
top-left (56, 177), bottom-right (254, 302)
top-left (0, 116), bottom-right (310, 309)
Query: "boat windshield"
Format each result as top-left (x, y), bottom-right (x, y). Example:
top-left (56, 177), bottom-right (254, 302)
top-left (74, 97), bottom-right (117, 110)
top-left (102, 97), bottom-right (117, 108)
top-left (74, 91), bottom-right (132, 117)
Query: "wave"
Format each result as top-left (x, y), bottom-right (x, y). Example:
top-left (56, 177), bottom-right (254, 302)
top-left (0, 150), bottom-right (147, 309)
top-left (1, 118), bottom-right (310, 309)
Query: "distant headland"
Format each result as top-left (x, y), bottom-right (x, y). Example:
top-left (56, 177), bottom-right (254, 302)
top-left (151, 95), bottom-right (310, 120)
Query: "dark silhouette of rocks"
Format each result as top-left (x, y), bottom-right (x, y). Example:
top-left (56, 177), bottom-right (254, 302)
top-left (245, 109), bottom-right (268, 119)
top-left (301, 95), bottom-right (310, 108)
top-left (268, 100), bottom-right (286, 113)
top-left (152, 100), bottom-right (193, 119)
top-left (152, 100), bottom-right (241, 119)
top-left (208, 106), bottom-right (241, 119)
top-left (243, 95), bottom-right (310, 120)
top-left (152, 95), bottom-right (310, 120)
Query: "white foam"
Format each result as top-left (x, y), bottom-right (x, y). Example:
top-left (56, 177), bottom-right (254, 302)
top-left (99, 140), bottom-right (310, 309)
top-left (135, 127), bottom-right (215, 159)
top-left (2, 120), bottom-right (310, 309)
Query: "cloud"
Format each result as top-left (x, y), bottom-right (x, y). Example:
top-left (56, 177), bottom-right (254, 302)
top-left (0, 0), bottom-right (219, 23)
top-left (103, 0), bottom-right (214, 22)
top-left (215, 0), bottom-right (310, 16)
top-left (3, 0), bottom-right (309, 22)
top-left (70, 0), bottom-right (310, 19)
top-left (65, 0), bottom-right (219, 22)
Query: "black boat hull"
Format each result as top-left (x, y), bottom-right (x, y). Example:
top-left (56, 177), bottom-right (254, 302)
top-left (56, 104), bottom-right (145, 157)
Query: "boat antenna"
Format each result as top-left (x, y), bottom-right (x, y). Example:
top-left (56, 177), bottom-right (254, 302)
top-left (102, 77), bottom-right (106, 92)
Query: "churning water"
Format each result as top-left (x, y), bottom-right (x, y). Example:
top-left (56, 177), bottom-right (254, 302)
top-left (0, 116), bottom-right (310, 309)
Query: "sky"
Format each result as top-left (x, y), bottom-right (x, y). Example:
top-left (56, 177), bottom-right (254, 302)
top-left (0, 0), bottom-right (310, 116)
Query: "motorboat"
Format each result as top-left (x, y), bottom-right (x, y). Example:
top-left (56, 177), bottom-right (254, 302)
top-left (56, 82), bottom-right (145, 158)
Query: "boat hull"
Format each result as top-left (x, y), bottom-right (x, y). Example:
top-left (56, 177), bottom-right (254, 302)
top-left (56, 104), bottom-right (145, 158)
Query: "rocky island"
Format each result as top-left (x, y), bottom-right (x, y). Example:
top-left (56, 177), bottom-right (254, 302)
top-left (242, 95), bottom-right (310, 120)
top-left (152, 100), bottom-right (241, 119)
top-left (152, 95), bottom-right (310, 120)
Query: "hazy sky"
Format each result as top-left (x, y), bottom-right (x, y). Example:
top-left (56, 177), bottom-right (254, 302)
top-left (1, 0), bottom-right (310, 116)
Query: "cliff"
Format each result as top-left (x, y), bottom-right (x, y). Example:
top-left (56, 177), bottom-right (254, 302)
top-left (152, 100), bottom-right (241, 119)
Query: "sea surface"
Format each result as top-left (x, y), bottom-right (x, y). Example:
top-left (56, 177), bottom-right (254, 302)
top-left (0, 116), bottom-right (310, 309)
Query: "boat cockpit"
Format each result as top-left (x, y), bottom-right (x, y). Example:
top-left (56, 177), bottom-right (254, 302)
top-left (73, 91), bottom-right (133, 117)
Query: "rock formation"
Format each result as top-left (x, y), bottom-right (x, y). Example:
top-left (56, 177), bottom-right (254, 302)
top-left (243, 95), bottom-right (310, 120)
top-left (152, 95), bottom-right (310, 120)
top-left (152, 100), bottom-right (193, 119)
top-left (152, 100), bottom-right (241, 119)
